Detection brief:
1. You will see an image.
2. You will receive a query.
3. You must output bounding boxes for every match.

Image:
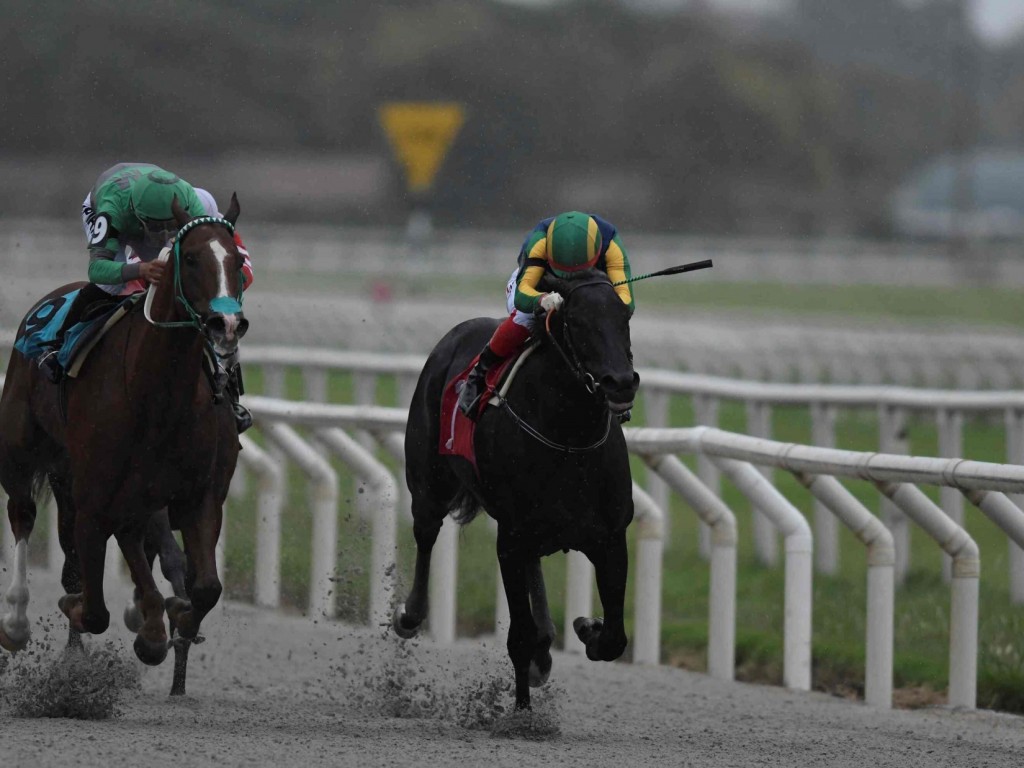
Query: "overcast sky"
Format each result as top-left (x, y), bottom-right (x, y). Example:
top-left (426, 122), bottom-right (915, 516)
top-left (505, 1), bottom-right (1024, 43)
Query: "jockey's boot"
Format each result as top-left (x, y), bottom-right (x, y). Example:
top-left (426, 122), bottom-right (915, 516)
top-left (457, 344), bottom-right (502, 421)
top-left (226, 362), bottom-right (253, 433)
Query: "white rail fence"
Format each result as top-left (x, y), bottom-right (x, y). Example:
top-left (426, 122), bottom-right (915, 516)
top-left (235, 346), bottom-right (1024, 599)
top-left (6, 355), bottom-right (1024, 710)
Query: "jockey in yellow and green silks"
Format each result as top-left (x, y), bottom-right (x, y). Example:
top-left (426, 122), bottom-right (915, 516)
top-left (457, 211), bottom-right (635, 419)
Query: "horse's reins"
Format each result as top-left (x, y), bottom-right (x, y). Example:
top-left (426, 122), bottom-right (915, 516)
top-left (494, 280), bottom-right (615, 454)
top-left (543, 281), bottom-right (607, 395)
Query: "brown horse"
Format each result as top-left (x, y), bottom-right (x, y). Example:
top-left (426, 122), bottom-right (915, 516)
top-left (0, 196), bottom-right (246, 678)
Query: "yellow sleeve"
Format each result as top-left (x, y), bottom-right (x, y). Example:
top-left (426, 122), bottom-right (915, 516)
top-left (605, 239), bottom-right (633, 308)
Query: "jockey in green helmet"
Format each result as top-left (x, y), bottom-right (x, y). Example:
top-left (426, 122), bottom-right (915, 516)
top-left (457, 211), bottom-right (635, 419)
top-left (38, 163), bottom-right (255, 432)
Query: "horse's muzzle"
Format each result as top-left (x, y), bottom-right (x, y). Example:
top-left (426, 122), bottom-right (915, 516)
top-left (602, 371), bottom-right (640, 412)
top-left (205, 312), bottom-right (249, 356)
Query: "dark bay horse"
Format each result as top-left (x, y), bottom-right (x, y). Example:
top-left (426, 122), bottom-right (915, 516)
top-left (394, 270), bottom-right (639, 710)
top-left (0, 196), bottom-right (246, 686)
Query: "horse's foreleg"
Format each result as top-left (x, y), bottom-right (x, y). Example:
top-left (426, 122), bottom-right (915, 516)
top-left (498, 539), bottom-right (537, 711)
top-left (58, 508), bottom-right (111, 636)
top-left (116, 527), bottom-right (168, 666)
top-left (149, 508), bottom-right (194, 696)
top-left (169, 501), bottom-right (222, 642)
top-left (392, 503), bottom-right (446, 639)
top-left (576, 534), bottom-right (629, 662)
top-left (526, 558), bottom-right (555, 687)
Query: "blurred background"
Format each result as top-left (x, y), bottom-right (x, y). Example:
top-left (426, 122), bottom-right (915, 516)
top-left (3, 0), bottom-right (1024, 378)
top-left (5, 1), bottom-right (1024, 706)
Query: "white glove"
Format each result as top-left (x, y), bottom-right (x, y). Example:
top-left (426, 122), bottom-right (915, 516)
top-left (539, 292), bottom-right (564, 312)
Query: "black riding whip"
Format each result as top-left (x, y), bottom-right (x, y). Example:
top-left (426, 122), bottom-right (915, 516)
top-left (612, 258), bottom-right (713, 286)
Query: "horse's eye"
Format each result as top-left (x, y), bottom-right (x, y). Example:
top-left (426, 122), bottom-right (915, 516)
top-left (185, 253), bottom-right (198, 266)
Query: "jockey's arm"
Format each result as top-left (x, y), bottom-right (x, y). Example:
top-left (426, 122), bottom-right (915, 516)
top-left (605, 236), bottom-right (635, 314)
top-left (87, 245), bottom-right (142, 285)
top-left (513, 261), bottom-right (547, 314)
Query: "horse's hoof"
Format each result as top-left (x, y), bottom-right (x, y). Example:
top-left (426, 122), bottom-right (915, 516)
top-left (528, 656), bottom-right (552, 688)
top-left (391, 605), bottom-right (420, 640)
top-left (0, 621), bottom-right (29, 653)
top-left (165, 596), bottom-right (190, 616)
top-left (123, 605), bottom-right (144, 633)
top-left (58, 593), bottom-right (80, 619)
top-left (573, 616), bottom-right (603, 646)
top-left (134, 633), bottom-right (169, 666)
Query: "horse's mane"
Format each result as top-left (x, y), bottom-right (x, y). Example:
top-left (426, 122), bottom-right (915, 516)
top-left (537, 267), bottom-right (610, 296)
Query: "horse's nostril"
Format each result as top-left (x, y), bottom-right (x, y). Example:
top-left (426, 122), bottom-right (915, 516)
top-left (237, 317), bottom-right (250, 338)
top-left (206, 316), bottom-right (227, 335)
top-left (601, 373), bottom-right (638, 396)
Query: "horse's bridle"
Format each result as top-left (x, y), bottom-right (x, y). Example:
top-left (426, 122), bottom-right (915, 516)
top-left (543, 279), bottom-right (620, 396)
top-left (145, 215), bottom-right (244, 331)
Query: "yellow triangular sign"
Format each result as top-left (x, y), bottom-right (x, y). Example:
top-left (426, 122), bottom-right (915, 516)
top-left (379, 102), bottom-right (465, 193)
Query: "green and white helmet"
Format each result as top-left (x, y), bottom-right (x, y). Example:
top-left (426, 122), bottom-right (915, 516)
top-left (545, 212), bottom-right (603, 278)
top-left (129, 168), bottom-right (195, 224)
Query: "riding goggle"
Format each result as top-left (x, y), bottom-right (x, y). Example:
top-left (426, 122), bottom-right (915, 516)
top-left (138, 216), bottom-right (178, 244)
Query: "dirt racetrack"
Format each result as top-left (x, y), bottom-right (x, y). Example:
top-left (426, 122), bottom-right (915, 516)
top-left (0, 577), bottom-right (1022, 768)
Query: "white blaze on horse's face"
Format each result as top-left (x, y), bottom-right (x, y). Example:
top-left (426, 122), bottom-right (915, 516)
top-left (208, 239), bottom-right (242, 340)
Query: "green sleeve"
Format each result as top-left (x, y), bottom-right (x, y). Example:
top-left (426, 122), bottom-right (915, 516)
top-left (88, 257), bottom-right (126, 285)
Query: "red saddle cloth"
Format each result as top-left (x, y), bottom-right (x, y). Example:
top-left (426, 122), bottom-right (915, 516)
top-left (439, 353), bottom-right (519, 472)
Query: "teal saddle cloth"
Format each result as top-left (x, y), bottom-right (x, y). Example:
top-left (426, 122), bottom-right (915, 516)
top-left (14, 289), bottom-right (134, 369)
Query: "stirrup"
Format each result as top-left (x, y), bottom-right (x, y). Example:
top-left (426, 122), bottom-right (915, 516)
top-left (457, 377), bottom-right (485, 420)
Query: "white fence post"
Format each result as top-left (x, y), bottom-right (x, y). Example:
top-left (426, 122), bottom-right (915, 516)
top-left (711, 455), bottom-right (812, 691)
top-left (639, 452), bottom-right (736, 681)
top-left (794, 472), bottom-right (894, 708)
top-left (261, 422), bottom-right (339, 619)
top-left (238, 434), bottom-right (285, 608)
top-left (1004, 408), bottom-right (1024, 604)
top-left (810, 403), bottom-right (839, 575)
top-left (631, 483), bottom-right (664, 665)
top-left (878, 404), bottom-right (910, 584)
top-left (315, 427), bottom-right (399, 627)
top-left (875, 481), bottom-right (978, 709)
top-left (429, 517), bottom-right (458, 644)
top-left (937, 408), bottom-right (964, 583)
top-left (693, 394), bottom-right (720, 561)
top-left (745, 401), bottom-right (779, 567)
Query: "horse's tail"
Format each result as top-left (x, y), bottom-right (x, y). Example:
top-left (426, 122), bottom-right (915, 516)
top-left (447, 486), bottom-right (481, 526)
top-left (30, 468), bottom-right (52, 507)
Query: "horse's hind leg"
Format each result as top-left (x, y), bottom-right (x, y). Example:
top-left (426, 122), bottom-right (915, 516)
top-left (392, 495), bottom-right (449, 639)
top-left (526, 558), bottom-right (556, 687)
top-left (0, 487), bottom-right (36, 653)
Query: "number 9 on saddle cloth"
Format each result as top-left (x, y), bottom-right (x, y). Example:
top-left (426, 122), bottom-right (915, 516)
top-left (13, 287), bottom-right (245, 428)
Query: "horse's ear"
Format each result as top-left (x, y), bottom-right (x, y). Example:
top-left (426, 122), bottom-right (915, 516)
top-left (171, 195), bottom-right (190, 226)
top-left (224, 193), bottom-right (240, 226)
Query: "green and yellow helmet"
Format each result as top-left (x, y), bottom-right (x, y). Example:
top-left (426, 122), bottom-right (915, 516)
top-left (129, 168), bottom-right (195, 224)
top-left (546, 212), bottom-right (603, 277)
